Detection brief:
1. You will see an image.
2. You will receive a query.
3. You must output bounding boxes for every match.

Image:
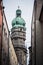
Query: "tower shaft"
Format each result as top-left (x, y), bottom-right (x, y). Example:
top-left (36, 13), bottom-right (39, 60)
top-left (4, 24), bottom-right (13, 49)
top-left (11, 8), bottom-right (27, 65)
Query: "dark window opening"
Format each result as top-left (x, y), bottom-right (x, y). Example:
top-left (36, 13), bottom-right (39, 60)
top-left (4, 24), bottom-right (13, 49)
top-left (16, 21), bottom-right (18, 24)
top-left (20, 28), bottom-right (22, 31)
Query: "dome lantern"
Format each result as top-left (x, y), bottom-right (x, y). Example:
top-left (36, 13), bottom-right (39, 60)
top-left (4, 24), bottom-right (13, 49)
top-left (16, 7), bottom-right (21, 17)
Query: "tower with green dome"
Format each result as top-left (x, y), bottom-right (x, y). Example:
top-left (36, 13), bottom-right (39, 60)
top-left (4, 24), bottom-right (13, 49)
top-left (11, 8), bottom-right (27, 65)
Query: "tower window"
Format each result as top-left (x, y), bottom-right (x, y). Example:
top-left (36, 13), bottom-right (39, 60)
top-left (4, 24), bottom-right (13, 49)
top-left (20, 28), bottom-right (22, 31)
top-left (16, 21), bottom-right (18, 24)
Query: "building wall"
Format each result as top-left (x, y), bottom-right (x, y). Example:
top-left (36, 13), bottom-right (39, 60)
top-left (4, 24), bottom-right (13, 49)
top-left (36, 3), bottom-right (43, 65)
top-left (9, 36), bottom-right (18, 65)
top-left (31, 0), bottom-right (43, 65)
top-left (0, 0), bottom-right (3, 64)
top-left (2, 11), bottom-right (9, 65)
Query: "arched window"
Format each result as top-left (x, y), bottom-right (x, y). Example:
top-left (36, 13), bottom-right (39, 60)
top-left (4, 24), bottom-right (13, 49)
top-left (16, 21), bottom-right (18, 24)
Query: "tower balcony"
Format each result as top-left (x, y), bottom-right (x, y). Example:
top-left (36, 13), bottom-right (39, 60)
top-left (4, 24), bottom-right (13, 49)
top-left (11, 31), bottom-right (26, 40)
top-left (11, 27), bottom-right (26, 33)
top-left (13, 44), bottom-right (27, 53)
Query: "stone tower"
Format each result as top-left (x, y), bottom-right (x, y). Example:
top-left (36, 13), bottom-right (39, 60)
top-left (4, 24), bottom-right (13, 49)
top-left (11, 8), bottom-right (27, 65)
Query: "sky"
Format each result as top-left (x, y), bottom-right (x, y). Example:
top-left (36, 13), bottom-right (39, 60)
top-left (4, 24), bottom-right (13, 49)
top-left (3, 0), bottom-right (34, 64)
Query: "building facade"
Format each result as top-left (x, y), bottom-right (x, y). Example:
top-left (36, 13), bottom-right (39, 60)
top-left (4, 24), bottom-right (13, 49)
top-left (0, 0), bottom-right (3, 64)
top-left (2, 10), bottom-right (9, 65)
top-left (31, 0), bottom-right (43, 65)
top-left (11, 8), bottom-right (27, 65)
top-left (9, 35), bottom-right (18, 65)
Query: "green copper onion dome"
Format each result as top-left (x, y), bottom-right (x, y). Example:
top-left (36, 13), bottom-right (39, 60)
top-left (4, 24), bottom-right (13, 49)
top-left (16, 9), bottom-right (21, 17)
top-left (12, 8), bottom-right (26, 28)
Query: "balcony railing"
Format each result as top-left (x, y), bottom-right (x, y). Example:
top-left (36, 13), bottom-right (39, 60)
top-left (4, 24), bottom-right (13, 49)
top-left (11, 32), bottom-right (26, 40)
top-left (11, 27), bottom-right (26, 33)
top-left (13, 44), bottom-right (27, 53)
